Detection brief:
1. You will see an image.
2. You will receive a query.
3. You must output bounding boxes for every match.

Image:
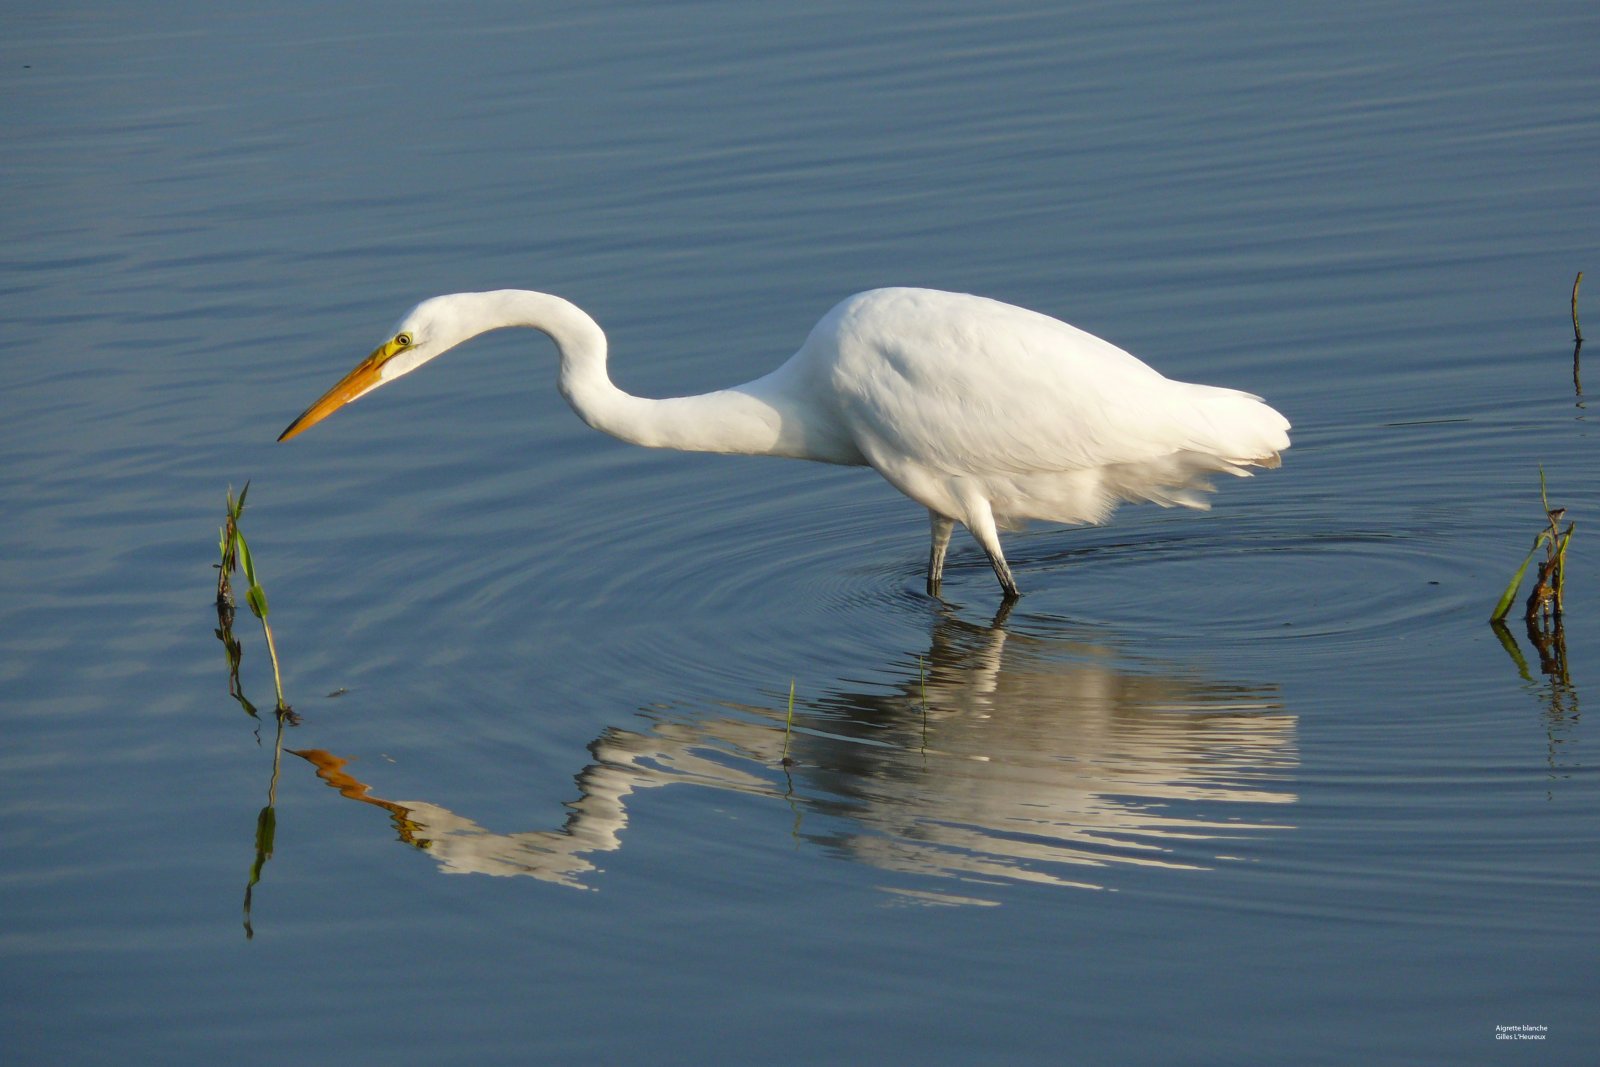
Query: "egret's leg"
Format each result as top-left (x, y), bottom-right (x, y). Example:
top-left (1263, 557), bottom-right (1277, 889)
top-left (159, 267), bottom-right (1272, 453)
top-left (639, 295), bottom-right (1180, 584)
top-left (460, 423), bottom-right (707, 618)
top-left (984, 543), bottom-right (1021, 601)
top-left (927, 511), bottom-right (955, 596)
top-left (955, 489), bottom-right (1021, 600)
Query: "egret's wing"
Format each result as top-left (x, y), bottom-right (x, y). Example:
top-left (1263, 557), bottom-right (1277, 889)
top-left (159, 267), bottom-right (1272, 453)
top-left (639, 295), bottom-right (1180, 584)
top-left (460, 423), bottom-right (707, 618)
top-left (827, 289), bottom-right (1285, 479)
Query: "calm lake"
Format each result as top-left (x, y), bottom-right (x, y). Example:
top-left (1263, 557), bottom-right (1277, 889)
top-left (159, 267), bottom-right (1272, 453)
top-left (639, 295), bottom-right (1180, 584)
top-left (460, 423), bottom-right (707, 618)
top-left (4, 2), bottom-right (1596, 1063)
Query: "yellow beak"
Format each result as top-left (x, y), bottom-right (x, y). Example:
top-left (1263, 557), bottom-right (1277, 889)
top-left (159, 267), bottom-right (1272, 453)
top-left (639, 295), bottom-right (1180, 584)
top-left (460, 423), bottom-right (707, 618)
top-left (278, 339), bottom-right (404, 442)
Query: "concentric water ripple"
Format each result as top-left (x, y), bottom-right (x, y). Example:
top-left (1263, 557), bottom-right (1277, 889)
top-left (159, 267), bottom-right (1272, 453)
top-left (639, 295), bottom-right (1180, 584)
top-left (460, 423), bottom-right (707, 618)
top-left (275, 370), bottom-right (1591, 707)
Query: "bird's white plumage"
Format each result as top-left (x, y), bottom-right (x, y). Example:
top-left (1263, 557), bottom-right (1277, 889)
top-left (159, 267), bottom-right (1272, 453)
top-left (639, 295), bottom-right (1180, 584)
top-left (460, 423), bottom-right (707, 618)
top-left (807, 288), bottom-right (1287, 531)
top-left (281, 286), bottom-right (1289, 599)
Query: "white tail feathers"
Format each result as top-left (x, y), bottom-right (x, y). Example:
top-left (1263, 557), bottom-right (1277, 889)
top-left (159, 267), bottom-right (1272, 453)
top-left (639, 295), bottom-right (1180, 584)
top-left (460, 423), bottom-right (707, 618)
top-left (1171, 382), bottom-right (1291, 471)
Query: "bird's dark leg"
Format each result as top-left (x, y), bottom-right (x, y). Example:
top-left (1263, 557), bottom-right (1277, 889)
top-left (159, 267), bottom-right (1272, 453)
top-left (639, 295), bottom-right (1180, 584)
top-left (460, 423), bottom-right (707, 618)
top-left (985, 548), bottom-right (1021, 601)
top-left (927, 511), bottom-right (955, 596)
top-left (953, 490), bottom-right (1021, 601)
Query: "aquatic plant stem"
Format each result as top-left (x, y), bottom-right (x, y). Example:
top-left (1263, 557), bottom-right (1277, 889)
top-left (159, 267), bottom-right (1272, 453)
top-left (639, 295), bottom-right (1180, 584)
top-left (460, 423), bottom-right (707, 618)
top-left (780, 679), bottom-right (796, 765)
top-left (221, 483), bottom-right (292, 716)
top-left (1490, 467), bottom-right (1573, 623)
top-left (216, 483), bottom-right (248, 611)
top-left (1574, 272), bottom-right (1584, 343)
top-left (261, 619), bottom-right (287, 713)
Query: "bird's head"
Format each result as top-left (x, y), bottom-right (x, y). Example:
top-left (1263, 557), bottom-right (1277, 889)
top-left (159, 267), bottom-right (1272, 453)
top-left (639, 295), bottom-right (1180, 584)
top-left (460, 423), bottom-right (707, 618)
top-left (277, 294), bottom-right (481, 442)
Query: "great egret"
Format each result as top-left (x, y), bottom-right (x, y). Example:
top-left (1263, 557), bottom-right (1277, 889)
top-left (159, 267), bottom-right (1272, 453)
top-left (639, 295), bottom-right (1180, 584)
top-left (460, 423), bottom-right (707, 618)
top-left (279, 287), bottom-right (1289, 599)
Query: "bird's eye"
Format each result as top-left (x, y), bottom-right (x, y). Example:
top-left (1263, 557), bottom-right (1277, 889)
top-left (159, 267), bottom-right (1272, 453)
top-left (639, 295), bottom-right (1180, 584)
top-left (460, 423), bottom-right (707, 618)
top-left (395, 333), bottom-right (413, 347)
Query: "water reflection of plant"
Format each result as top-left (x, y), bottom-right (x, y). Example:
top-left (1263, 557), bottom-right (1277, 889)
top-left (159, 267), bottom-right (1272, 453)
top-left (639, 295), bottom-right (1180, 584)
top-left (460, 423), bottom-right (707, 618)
top-left (1491, 616), bottom-right (1580, 792)
top-left (242, 710), bottom-right (289, 940)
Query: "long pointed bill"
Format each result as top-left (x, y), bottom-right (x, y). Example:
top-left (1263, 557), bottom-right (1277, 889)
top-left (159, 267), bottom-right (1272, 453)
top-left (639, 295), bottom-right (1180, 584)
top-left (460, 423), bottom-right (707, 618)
top-left (278, 339), bottom-right (404, 442)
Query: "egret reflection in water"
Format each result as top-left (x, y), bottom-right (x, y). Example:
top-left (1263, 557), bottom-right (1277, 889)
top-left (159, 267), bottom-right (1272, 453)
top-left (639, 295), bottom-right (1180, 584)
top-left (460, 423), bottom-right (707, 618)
top-left (296, 613), bottom-right (1296, 897)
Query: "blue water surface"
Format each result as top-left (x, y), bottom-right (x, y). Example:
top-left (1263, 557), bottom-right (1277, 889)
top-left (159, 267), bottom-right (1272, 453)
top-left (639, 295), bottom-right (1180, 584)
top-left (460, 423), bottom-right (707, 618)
top-left (3, 3), bottom-right (1596, 1064)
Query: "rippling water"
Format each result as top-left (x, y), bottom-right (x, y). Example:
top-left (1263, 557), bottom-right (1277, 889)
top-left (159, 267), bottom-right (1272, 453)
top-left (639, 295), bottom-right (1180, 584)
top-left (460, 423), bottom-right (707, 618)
top-left (296, 611), bottom-right (1298, 895)
top-left (4, 2), bottom-right (1597, 1064)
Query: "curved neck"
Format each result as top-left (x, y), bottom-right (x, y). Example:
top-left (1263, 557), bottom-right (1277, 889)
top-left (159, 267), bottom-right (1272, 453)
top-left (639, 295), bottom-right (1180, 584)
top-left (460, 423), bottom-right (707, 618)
top-left (470, 290), bottom-right (852, 461)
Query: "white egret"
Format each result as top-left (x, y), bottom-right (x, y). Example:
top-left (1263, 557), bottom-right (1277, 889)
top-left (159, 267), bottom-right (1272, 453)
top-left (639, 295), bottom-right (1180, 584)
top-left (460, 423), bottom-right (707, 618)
top-left (279, 287), bottom-right (1289, 599)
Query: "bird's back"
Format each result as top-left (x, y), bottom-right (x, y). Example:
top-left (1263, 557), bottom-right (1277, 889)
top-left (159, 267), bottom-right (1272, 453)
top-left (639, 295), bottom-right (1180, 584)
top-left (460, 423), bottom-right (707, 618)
top-left (807, 288), bottom-right (1289, 527)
